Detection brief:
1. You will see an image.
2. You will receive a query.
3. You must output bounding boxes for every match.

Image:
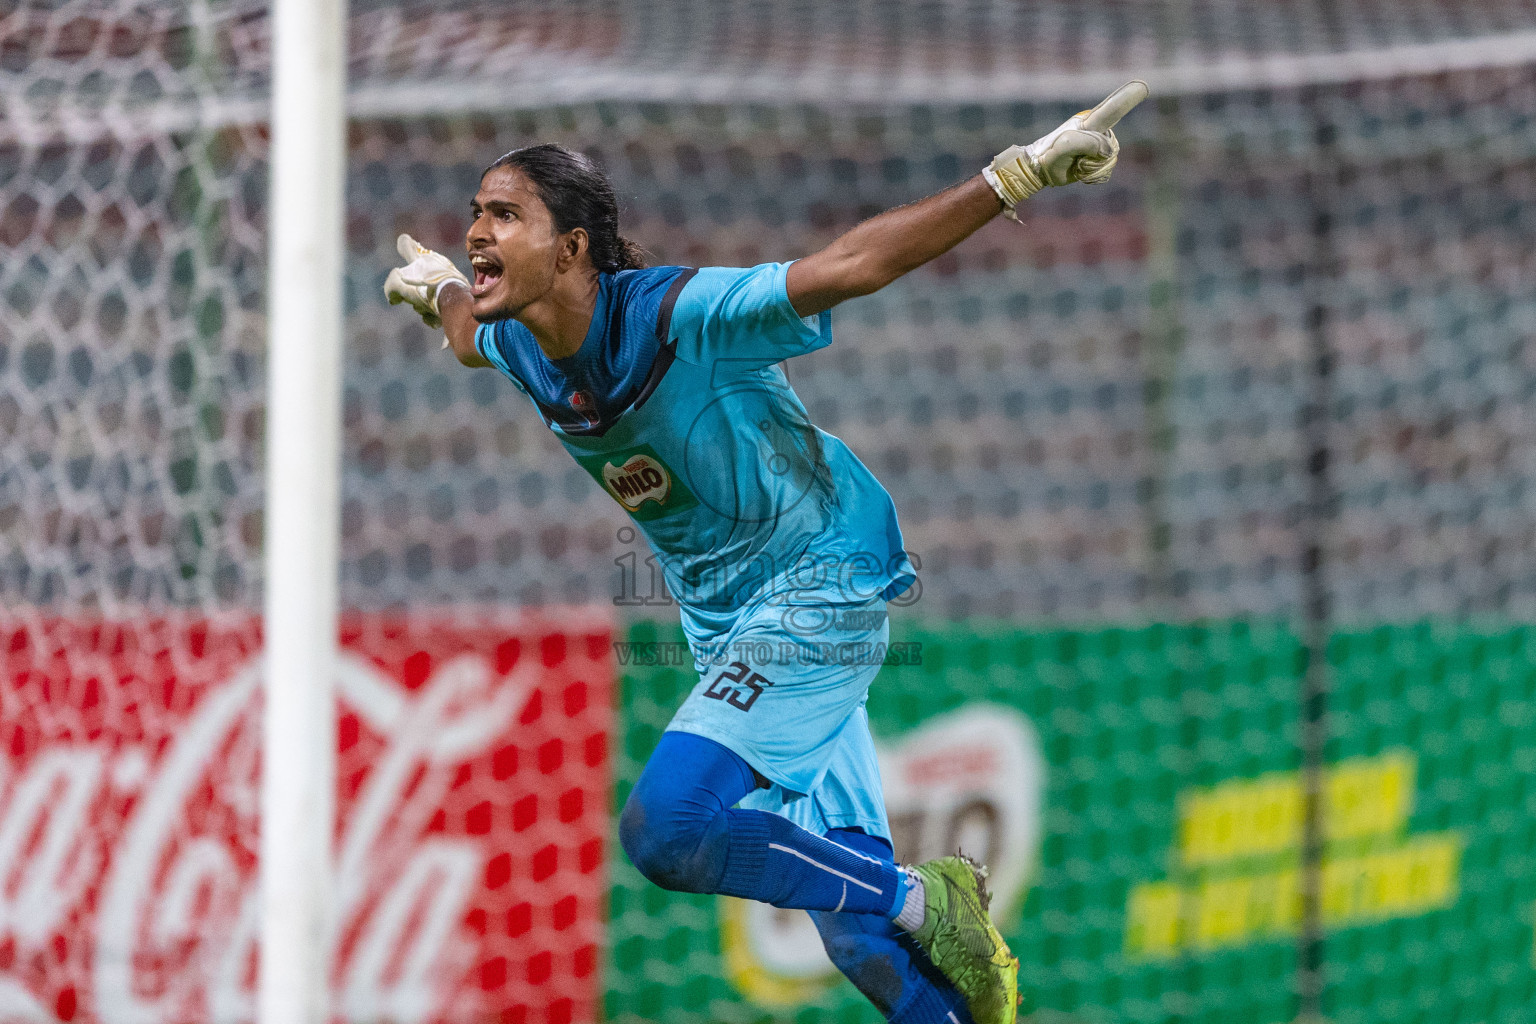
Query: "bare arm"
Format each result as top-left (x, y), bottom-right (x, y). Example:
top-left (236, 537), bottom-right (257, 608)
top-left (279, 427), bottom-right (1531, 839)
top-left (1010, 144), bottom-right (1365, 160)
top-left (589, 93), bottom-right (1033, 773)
top-left (438, 282), bottom-right (491, 367)
top-left (785, 175), bottom-right (1002, 317)
top-left (784, 82), bottom-right (1149, 318)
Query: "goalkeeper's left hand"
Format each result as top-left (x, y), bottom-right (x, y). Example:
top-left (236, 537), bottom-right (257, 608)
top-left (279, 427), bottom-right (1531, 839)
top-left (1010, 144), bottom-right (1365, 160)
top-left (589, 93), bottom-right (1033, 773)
top-left (984, 80), bottom-right (1149, 220)
top-left (384, 233), bottom-right (470, 329)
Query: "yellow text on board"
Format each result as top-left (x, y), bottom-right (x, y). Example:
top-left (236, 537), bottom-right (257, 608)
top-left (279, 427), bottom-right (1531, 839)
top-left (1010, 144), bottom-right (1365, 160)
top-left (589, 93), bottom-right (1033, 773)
top-left (1125, 752), bottom-right (1462, 957)
top-left (1178, 751), bottom-right (1416, 866)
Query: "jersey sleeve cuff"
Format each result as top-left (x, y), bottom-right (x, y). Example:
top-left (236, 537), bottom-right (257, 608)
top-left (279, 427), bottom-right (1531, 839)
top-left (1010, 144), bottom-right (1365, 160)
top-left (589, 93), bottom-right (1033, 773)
top-left (776, 260), bottom-right (833, 355)
top-left (473, 322), bottom-right (494, 365)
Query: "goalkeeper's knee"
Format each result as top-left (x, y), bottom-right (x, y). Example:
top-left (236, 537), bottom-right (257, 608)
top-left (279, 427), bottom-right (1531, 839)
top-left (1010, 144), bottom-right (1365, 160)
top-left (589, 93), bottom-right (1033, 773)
top-left (619, 732), bottom-right (755, 893)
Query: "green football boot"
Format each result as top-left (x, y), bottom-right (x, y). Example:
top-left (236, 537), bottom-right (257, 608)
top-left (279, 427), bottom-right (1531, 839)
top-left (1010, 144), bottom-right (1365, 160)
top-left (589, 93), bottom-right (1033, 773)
top-left (907, 855), bottom-right (1020, 1024)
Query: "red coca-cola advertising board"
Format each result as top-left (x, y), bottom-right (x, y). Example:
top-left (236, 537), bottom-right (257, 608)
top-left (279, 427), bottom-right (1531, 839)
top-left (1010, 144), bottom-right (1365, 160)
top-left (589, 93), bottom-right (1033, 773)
top-left (0, 611), bottom-right (613, 1024)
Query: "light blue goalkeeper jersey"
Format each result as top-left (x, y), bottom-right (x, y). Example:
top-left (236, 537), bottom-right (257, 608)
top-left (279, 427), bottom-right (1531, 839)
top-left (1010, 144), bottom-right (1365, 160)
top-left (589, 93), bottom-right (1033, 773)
top-left (475, 261), bottom-right (916, 647)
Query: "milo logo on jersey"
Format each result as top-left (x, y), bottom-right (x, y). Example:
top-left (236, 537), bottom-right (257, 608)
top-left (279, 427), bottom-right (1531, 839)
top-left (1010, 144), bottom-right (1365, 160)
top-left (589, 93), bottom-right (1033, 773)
top-left (606, 457), bottom-right (668, 507)
top-left (577, 443), bottom-right (698, 521)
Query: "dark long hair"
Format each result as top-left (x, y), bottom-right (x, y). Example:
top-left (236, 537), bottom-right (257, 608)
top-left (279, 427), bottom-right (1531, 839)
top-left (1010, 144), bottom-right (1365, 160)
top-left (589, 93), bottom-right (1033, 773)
top-left (483, 144), bottom-right (647, 273)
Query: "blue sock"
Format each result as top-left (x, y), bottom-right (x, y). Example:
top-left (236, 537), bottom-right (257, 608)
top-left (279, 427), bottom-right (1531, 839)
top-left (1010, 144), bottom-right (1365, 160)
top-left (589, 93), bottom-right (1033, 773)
top-left (718, 805), bottom-right (903, 912)
top-left (890, 865), bottom-right (911, 917)
top-left (619, 731), bottom-right (901, 915)
top-left (811, 829), bottom-right (974, 1024)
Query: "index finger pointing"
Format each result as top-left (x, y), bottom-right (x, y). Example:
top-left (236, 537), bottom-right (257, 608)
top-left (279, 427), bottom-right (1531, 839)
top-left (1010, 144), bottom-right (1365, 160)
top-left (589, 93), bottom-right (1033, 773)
top-left (1081, 80), bottom-right (1149, 132)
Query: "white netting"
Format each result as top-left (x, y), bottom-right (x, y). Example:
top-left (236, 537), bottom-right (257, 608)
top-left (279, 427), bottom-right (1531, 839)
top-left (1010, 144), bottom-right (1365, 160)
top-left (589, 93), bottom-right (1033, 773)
top-left (5, 4), bottom-right (1536, 1024)
top-left (5, 2), bottom-right (1536, 617)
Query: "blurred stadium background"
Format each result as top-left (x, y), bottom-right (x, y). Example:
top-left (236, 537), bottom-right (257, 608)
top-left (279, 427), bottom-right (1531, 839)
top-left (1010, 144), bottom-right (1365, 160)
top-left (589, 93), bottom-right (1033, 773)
top-left (5, 2), bottom-right (1536, 1023)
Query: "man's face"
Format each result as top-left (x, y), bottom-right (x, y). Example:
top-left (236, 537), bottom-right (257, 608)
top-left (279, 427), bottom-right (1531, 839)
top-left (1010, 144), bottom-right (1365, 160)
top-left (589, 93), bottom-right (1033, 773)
top-left (465, 166), bottom-right (562, 322)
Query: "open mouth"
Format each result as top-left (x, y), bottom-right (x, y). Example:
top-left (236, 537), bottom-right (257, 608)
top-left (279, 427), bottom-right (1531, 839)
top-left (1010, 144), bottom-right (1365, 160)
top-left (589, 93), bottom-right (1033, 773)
top-left (469, 252), bottom-right (503, 297)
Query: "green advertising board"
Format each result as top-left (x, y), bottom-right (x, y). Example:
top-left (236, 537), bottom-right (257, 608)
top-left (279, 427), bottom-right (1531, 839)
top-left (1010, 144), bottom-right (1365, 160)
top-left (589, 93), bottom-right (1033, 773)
top-left (607, 620), bottom-right (1536, 1024)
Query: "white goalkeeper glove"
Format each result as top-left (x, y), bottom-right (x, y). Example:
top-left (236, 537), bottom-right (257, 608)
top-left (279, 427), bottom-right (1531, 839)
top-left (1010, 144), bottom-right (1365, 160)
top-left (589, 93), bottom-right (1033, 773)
top-left (983, 80), bottom-right (1149, 220)
top-left (383, 233), bottom-right (470, 330)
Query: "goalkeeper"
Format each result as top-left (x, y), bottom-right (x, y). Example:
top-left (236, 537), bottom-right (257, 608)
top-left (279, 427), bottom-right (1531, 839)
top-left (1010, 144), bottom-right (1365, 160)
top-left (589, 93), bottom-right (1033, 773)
top-left (387, 83), bottom-right (1147, 1024)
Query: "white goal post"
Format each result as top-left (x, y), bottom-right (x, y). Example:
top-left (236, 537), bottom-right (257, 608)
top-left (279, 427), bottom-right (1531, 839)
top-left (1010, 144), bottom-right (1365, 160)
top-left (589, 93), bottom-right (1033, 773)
top-left (238, 13), bottom-right (1536, 1024)
top-left (346, 28), bottom-right (1536, 113)
top-left (261, 2), bottom-right (347, 1024)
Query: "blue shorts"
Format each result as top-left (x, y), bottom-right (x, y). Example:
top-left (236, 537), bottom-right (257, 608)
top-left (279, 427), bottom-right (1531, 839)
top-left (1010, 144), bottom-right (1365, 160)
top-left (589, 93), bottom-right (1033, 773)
top-left (665, 595), bottom-right (892, 842)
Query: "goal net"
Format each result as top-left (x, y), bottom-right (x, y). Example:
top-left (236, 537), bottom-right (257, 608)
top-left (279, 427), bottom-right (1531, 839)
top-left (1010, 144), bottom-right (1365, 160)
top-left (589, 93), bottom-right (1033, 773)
top-left (4, 2), bottom-right (1536, 1023)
